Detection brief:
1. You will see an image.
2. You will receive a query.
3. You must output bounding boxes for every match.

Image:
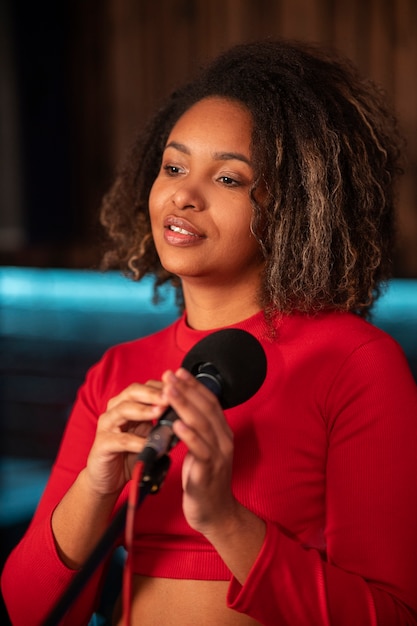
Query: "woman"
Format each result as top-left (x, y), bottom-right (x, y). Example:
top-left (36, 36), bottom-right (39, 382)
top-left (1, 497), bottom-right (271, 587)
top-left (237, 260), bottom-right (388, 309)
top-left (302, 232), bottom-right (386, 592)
top-left (2, 39), bottom-right (417, 626)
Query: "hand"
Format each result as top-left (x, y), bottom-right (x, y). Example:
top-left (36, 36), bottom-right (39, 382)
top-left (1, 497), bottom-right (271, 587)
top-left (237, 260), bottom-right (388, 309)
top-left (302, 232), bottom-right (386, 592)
top-left (161, 368), bottom-right (238, 537)
top-left (85, 381), bottom-right (168, 496)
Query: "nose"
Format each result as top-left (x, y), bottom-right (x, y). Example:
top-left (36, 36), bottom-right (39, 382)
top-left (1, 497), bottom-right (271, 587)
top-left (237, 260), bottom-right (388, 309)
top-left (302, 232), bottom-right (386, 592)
top-left (172, 182), bottom-right (205, 211)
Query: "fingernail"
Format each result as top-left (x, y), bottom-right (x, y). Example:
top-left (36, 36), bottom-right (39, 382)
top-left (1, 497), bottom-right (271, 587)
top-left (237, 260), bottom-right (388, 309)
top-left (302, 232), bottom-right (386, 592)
top-left (167, 371), bottom-right (178, 384)
top-left (176, 368), bottom-right (191, 379)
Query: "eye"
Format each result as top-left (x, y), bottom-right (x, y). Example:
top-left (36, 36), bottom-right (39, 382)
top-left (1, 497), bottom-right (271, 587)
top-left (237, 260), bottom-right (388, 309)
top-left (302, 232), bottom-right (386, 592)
top-left (162, 164), bottom-right (184, 176)
top-left (218, 175), bottom-right (240, 187)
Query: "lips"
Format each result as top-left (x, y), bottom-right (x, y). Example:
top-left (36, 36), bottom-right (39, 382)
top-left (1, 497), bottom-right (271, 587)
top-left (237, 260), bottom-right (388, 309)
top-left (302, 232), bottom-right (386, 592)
top-left (164, 216), bottom-right (203, 236)
top-left (163, 216), bottom-right (205, 245)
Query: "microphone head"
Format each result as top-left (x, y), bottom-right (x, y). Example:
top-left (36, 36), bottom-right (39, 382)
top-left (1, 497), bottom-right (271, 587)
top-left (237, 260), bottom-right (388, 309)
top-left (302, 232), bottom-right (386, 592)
top-left (182, 328), bottom-right (267, 408)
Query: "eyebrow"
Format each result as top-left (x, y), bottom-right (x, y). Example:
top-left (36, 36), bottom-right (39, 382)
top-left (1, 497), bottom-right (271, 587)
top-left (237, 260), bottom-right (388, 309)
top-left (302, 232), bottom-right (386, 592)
top-left (165, 141), bottom-right (251, 166)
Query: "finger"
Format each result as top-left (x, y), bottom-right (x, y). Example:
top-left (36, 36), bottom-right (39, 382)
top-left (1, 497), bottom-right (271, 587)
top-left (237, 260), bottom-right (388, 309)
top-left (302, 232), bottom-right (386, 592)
top-left (106, 382), bottom-right (166, 411)
top-left (144, 380), bottom-right (163, 390)
top-left (93, 429), bottom-right (150, 457)
top-left (171, 419), bottom-right (216, 463)
top-left (98, 400), bottom-right (164, 433)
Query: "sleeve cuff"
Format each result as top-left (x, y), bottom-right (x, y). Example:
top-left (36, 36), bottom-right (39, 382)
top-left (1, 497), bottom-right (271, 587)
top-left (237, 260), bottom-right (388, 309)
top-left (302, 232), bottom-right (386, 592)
top-left (227, 519), bottom-right (279, 614)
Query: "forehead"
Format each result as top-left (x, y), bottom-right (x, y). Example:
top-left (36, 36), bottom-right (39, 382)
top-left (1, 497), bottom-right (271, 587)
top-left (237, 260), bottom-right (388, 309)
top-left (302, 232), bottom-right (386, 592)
top-left (167, 97), bottom-right (253, 149)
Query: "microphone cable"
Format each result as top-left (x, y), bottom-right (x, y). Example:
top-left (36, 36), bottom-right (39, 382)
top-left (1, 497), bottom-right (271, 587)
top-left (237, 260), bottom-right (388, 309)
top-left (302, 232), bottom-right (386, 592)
top-left (122, 459), bottom-right (144, 626)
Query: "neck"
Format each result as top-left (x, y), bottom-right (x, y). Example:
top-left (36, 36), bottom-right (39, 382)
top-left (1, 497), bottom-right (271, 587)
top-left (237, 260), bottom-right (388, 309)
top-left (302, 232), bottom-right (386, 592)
top-left (182, 281), bottom-right (263, 330)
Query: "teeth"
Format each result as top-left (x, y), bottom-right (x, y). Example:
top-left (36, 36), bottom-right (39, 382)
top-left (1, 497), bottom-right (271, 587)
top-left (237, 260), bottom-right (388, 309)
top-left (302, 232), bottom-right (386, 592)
top-left (170, 225), bottom-right (196, 236)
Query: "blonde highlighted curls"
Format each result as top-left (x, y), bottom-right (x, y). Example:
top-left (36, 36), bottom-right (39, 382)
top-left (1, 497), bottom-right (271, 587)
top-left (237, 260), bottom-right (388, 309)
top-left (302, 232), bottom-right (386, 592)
top-left (100, 39), bottom-right (403, 316)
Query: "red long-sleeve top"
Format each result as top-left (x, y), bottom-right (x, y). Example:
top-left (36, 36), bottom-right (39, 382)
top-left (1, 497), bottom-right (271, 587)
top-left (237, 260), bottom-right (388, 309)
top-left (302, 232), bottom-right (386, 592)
top-left (2, 310), bottom-right (417, 625)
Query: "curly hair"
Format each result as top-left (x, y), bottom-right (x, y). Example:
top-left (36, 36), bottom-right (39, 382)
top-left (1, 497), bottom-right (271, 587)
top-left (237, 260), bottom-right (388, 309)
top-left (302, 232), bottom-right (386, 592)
top-left (100, 39), bottom-right (404, 316)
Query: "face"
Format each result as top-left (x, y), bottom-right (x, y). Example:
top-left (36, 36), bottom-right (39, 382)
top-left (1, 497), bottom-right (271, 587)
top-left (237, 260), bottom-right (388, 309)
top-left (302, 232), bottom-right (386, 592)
top-left (148, 97), bottom-right (264, 291)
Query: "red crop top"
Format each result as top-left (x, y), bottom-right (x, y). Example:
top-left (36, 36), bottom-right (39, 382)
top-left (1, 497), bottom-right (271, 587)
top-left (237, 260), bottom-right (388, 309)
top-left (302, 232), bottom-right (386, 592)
top-left (2, 310), bottom-right (417, 625)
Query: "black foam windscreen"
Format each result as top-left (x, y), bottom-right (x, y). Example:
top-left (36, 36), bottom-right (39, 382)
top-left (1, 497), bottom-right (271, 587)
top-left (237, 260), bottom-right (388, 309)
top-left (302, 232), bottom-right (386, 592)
top-left (181, 328), bottom-right (267, 409)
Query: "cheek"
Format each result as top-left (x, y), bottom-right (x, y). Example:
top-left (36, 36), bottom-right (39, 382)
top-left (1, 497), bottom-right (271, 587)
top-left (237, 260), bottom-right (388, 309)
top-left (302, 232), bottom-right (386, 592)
top-left (148, 182), bottom-right (158, 213)
top-left (219, 206), bottom-right (253, 241)
top-left (148, 182), bottom-right (163, 226)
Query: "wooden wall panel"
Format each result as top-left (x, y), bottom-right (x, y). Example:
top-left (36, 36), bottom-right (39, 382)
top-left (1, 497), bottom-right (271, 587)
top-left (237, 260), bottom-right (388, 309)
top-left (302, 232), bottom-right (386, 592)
top-left (392, 0), bottom-right (417, 273)
top-left (70, 0), bottom-right (417, 274)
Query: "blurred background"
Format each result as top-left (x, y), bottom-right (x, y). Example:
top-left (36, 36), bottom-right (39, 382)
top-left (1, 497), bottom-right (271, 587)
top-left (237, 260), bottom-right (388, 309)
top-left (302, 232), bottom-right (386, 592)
top-left (1, 0), bottom-right (417, 276)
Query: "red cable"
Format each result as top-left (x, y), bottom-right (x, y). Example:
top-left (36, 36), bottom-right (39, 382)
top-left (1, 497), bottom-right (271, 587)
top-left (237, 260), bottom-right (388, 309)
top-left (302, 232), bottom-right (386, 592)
top-left (122, 460), bottom-right (145, 626)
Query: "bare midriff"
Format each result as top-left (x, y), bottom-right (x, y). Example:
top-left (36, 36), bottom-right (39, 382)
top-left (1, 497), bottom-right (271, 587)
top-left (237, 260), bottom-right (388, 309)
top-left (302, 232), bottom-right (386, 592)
top-left (112, 575), bottom-right (261, 625)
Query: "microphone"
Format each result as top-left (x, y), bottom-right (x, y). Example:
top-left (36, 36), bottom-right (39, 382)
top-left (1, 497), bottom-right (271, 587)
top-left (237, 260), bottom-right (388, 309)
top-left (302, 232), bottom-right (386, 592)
top-left (138, 328), bottom-right (267, 467)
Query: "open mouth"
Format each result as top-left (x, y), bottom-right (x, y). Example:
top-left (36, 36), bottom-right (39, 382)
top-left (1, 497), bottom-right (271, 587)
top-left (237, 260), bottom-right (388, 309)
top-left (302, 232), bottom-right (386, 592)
top-left (163, 217), bottom-right (205, 246)
top-left (164, 216), bottom-right (205, 238)
top-left (168, 224), bottom-right (199, 237)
